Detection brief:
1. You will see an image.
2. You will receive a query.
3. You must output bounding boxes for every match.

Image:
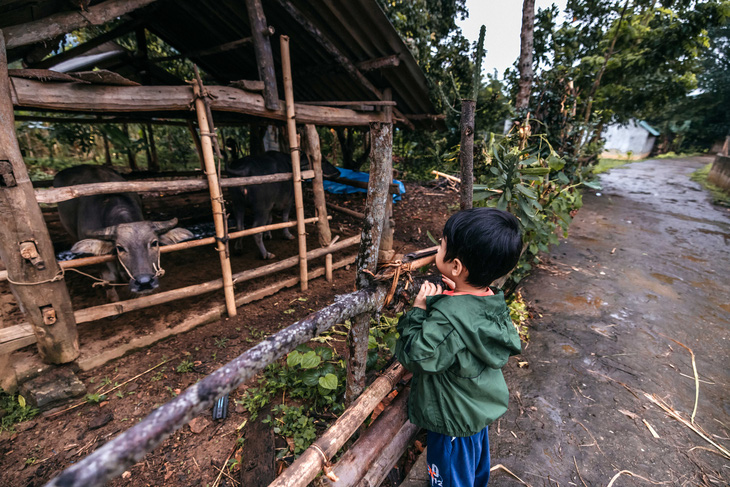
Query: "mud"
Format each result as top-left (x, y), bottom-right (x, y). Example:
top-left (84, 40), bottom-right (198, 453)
top-left (492, 156), bottom-right (730, 486)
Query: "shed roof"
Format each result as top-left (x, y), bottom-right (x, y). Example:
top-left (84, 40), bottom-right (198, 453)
top-left (1, 0), bottom-right (441, 127)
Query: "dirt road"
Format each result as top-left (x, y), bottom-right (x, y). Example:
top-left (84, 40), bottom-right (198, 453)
top-left (491, 156), bottom-right (730, 486)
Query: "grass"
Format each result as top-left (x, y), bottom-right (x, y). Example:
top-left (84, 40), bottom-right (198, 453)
top-left (592, 158), bottom-right (638, 175)
top-left (690, 163), bottom-right (730, 207)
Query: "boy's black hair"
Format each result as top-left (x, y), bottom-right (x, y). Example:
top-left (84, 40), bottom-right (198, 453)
top-left (442, 208), bottom-right (522, 287)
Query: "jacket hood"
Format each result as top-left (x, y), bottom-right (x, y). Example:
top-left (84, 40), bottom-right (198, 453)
top-left (427, 290), bottom-right (520, 368)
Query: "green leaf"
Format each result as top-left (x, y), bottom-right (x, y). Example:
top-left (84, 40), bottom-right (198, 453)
top-left (582, 180), bottom-right (602, 190)
top-left (301, 369), bottom-right (321, 387)
top-left (547, 155), bottom-right (566, 171)
top-left (17, 395), bottom-right (26, 408)
top-left (515, 184), bottom-right (537, 200)
top-left (295, 344), bottom-right (312, 353)
top-left (520, 167), bottom-right (551, 176)
top-left (368, 334), bottom-right (379, 350)
top-left (318, 374), bottom-right (338, 390)
top-left (384, 332), bottom-right (398, 353)
top-left (426, 230), bottom-right (439, 245)
top-left (286, 351), bottom-right (302, 368)
top-left (315, 347), bottom-right (333, 361)
top-left (300, 351), bottom-right (321, 369)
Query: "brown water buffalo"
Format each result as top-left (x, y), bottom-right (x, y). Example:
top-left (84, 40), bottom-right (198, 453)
top-left (54, 165), bottom-right (193, 299)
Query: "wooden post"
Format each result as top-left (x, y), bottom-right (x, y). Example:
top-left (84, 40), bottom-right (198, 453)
top-left (146, 122), bottom-right (159, 171)
top-left (244, 0), bottom-right (279, 111)
top-left (459, 99), bottom-right (475, 210)
top-left (325, 254), bottom-right (333, 282)
top-left (378, 88), bottom-right (395, 262)
top-left (347, 90), bottom-right (394, 404)
top-left (191, 68), bottom-right (237, 317)
top-left (304, 124), bottom-right (332, 247)
top-left (123, 123), bottom-right (138, 171)
top-left (280, 35), bottom-right (308, 292)
top-left (0, 31), bottom-right (78, 364)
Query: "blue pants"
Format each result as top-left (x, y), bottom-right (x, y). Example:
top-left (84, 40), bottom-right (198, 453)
top-left (426, 428), bottom-right (490, 487)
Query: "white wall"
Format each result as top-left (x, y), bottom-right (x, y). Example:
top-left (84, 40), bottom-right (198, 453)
top-left (601, 120), bottom-right (655, 159)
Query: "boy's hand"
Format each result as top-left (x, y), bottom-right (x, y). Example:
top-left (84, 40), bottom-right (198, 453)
top-left (414, 281), bottom-right (443, 309)
top-left (441, 276), bottom-right (455, 291)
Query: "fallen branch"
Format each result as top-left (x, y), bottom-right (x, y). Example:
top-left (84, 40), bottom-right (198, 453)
top-left (660, 334), bottom-right (699, 423)
top-left (606, 470), bottom-right (666, 487)
top-left (645, 393), bottom-right (730, 460)
top-left (490, 464), bottom-right (531, 486)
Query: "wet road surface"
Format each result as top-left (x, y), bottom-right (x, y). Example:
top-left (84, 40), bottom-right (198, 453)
top-left (491, 156), bottom-right (730, 486)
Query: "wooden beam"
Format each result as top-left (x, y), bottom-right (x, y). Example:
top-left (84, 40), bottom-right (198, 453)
top-left (30, 17), bottom-right (147, 69)
top-left (34, 170), bottom-right (315, 204)
top-left (3, 0), bottom-right (159, 50)
top-left (10, 78), bottom-right (386, 127)
top-left (298, 100), bottom-right (397, 107)
top-left (244, 0), bottom-right (279, 110)
top-left (0, 31), bottom-right (79, 364)
top-left (357, 54), bottom-right (401, 72)
top-left (149, 36), bottom-right (259, 63)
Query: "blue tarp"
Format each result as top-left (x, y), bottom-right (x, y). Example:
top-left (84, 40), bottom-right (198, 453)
top-left (323, 168), bottom-right (406, 203)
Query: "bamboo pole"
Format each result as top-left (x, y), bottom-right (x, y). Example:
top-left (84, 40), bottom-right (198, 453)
top-left (304, 124), bottom-right (332, 247)
top-left (2, 253), bottom-right (357, 358)
top-left (73, 236), bottom-right (360, 323)
top-left (269, 362), bottom-right (405, 487)
top-left (326, 202), bottom-right (365, 220)
top-left (192, 67), bottom-right (236, 317)
top-left (325, 254), bottom-right (333, 282)
top-left (280, 35), bottom-right (308, 292)
top-left (0, 216), bottom-right (326, 283)
top-left (43, 284), bottom-right (389, 487)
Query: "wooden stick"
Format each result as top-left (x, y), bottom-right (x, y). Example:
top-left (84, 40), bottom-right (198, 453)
top-left (326, 202), bottom-right (365, 220)
top-left (298, 100), bottom-right (397, 107)
top-left (280, 35), bottom-right (308, 292)
top-left (431, 170), bottom-right (461, 183)
top-left (304, 124), bottom-right (332, 246)
top-left (34, 170), bottom-right (314, 204)
top-left (244, 0), bottom-right (279, 110)
top-left (269, 363), bottom-right (406, 487)
top-left (325, 254), bottom-right (333, 282)
top-left (355, 421), bottom-right (420, 487)
top-left (192, 67), bottom-right (236, 317)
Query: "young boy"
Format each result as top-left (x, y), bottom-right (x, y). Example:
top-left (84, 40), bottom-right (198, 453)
top-left (395, 208), bottom-right (523, 487)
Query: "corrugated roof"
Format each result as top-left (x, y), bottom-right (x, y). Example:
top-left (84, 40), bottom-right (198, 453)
top-left (0, 0), bottom-right (440, 126)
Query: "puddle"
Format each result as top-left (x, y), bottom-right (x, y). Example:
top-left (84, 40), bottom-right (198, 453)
top-left (565, 295), bottom-right (605, 309)
top-left (682, 255), bottom-right (707, 263)
top-left (698, 228), bottom-right (730, 245)
top-left (650, 273), bottom-right (681, 285)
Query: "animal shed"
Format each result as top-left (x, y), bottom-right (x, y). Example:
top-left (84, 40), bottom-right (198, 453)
top-left (0, 0), bottom-right (440, 385)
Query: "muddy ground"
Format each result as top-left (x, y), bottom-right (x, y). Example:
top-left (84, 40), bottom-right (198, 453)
top-left (0, 179), bottom-right (454, 487)
top-left (2, 156), bottom-right (728, 487)
top-left (491, 156), bottom-right (730, 486)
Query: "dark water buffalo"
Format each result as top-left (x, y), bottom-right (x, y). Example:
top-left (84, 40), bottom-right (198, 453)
top-left (226, 151), bottom-right (340, 259)
top-left (54, 165), bottom-right (193, 298)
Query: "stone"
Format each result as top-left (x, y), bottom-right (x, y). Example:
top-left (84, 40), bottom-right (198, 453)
top-left (18, 367), bottom-right (86, 411)
top-left (88, 412), bottom-right (114, 430)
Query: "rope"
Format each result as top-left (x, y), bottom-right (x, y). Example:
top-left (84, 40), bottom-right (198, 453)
top-left (311, 444), bottom-right (339, 482)
top-left (5, 266), bottom-right (126, 288)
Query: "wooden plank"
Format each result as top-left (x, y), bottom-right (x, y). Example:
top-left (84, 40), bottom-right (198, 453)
top-left (0, 31), bottom-right (79, 364)
top-left (34, 170), bottom-right (315, 204)
top-left (244, 0), bottom-right (279, 110)
top-left (357, 54), bottom-right (401, 72)
top-left (0, 323), bottom-right (36, 355)
top-left (10, 78), bottom-right (386, 126)
top-left (3, 0), bottom-right (159, 50)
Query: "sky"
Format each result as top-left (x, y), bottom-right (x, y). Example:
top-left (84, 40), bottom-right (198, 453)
top-left (457, 0), bottom-right (568, 78)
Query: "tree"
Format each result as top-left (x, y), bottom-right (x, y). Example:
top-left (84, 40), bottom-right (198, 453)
top-left (516, 0), bottom-right (536, 111)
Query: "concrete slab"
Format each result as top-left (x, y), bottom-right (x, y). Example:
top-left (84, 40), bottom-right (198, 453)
top-left (18, 366), bottom-right (86, 411)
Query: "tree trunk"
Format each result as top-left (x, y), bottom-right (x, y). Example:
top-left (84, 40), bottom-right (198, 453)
top-left (516, 0), bottom-right (535, 110)
top-left (459, 99), bottom-right (475, 210)
top-left (0, 31), bottom-right (78, 364)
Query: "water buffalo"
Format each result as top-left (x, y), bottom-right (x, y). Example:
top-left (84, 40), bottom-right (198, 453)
top-left (226, 151), bottom-right (340, 259)
top-left (54, 165), bottom-right (193, 299)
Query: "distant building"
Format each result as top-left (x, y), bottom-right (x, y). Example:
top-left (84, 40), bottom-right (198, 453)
top-left (601, 120), bottom-right (660, 160)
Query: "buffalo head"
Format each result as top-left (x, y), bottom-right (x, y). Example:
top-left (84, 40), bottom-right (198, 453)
top-left (72, 218), bottom-right (193, 293)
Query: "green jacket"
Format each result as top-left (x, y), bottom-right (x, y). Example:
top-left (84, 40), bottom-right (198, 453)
top-left (395, 291), bottom-right (522, 437)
